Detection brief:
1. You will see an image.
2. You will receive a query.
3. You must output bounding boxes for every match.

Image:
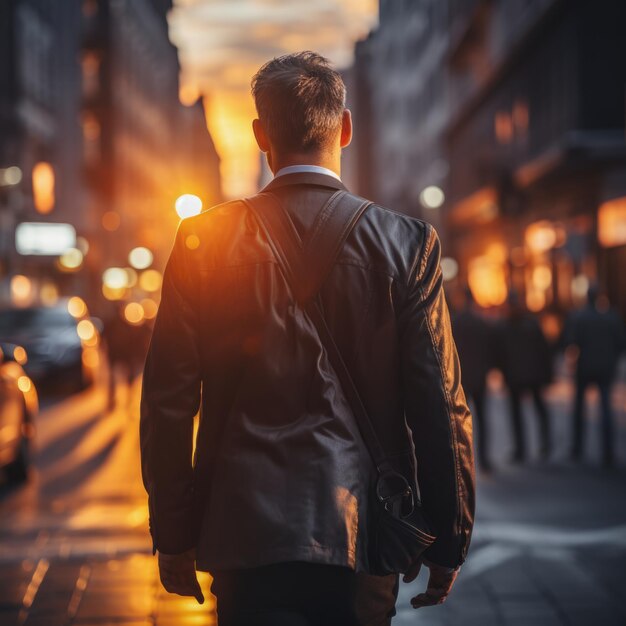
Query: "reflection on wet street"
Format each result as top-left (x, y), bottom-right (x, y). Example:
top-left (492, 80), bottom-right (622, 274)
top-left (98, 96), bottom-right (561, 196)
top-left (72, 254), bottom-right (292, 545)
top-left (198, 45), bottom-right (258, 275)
top-left (0, 375), bottom-right (216, 625)
top-left (1, 366), bottom-right (625, 625)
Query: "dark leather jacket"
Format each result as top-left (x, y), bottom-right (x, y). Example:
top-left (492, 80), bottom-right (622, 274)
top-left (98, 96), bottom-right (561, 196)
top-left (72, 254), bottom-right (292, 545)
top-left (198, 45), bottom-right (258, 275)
top-left (140, 172), bottom-right (475, 572)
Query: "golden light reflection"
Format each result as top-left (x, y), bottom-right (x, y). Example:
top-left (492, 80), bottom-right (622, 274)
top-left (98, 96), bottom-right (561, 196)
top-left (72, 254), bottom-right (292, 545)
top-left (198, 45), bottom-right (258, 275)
top-left (103, 268), bottom-right (128, 290)
top-left (58, 247), bottom-right (84, 271)
top-left (13, 346), bottom-right (28, 365)
top-left (598, 196), bottom-right (626, 248)
top-left (102, 285), bottom-right (127, 301)
top-left (526, 289), bottom-right (546, 312)
top-left (129, 247), bottom-right (153, 270)
top-left (124, 302), bottom-right (145, 325)
top-left (168, 1), bottom-right (379, 198)
top-left (525, 221), bottom-right (557, 253)
top-left (11, 275), bottom-right (33, 307)
top-left (532, 265), bottom-right (552, 290)
top-left (76, 319), bottom-right (96, 342)
top-left (32, 162), bottom-right (55, 214)
top-left (139, 270), bottom-right (163, 293)
top-left (68, 296), bottom-right (88, 318)
top-left (468, 255), bottom-right (508, 307)
top-left (17, 376), bottom-right (32, 393)
top-left (203, 94), bottom-right (259, 199)
top-left (82, 347), bottom-right (99, 369)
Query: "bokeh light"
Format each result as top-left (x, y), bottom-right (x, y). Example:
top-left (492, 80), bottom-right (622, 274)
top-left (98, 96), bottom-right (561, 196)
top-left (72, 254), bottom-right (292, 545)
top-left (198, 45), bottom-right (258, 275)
top-left (175, 194), bottom-right (202, 219)
top-left (124, 302), bottom-right (145, 325)
top-left (68, 296), bottom-right (88, 319)
top-left (17, 376), bottom-right (32, 393)
top-left (59, 247), bottom-right (84, 271)
top-left (129, 247), bottom-right (153, 270)
top-left (76, 319), bottom-right (96, 342)
top-left (139, 270), bottom-right (163, 292)
top-left (32, 162), bottom-right (55, 214)
top-left (103, 267), bottom-right (128, 289)
top-left (13, 346), bottom-right (28, 365)
top-left (10, 275), bottom-right (33, 307)
top-left (419, 185), bottom-right (445, 209)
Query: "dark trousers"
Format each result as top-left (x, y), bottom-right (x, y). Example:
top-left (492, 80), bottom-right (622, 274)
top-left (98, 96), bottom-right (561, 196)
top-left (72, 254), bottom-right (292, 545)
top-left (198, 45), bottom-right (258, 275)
top-left (572, 378), bottom-right (614, 466)
top-left (467, 385), bottom-right (489, 470)
top-left (211, 562), bottom-right (399, 626)
top-left (508, 385), bottom-right (551, 460)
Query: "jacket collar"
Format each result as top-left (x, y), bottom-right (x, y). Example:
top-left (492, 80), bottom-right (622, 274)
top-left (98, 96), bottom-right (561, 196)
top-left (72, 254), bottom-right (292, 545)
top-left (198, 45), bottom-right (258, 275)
top-left (261, 171), bottom-right (347, 193)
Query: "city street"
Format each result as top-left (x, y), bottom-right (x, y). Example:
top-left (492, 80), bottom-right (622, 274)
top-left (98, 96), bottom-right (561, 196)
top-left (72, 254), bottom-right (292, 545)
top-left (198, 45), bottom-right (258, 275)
top-left (1, 368), bottom-right (625, 626)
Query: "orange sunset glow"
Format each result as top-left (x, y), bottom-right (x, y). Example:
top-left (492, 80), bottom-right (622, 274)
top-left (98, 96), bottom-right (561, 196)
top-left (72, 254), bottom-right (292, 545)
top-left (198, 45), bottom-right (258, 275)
top-left (168, 0), bottom-right (378, 198)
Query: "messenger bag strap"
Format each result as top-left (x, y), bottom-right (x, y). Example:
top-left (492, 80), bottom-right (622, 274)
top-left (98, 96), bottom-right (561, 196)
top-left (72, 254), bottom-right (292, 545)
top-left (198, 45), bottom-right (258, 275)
top-left (243, 191), bottom-right (394, 474)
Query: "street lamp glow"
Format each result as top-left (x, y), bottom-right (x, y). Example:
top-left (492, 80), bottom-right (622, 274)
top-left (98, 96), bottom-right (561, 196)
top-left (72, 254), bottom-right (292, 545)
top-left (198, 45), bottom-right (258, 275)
top-left (103, 267), bottom-right (128, 289)
top-left (139, 269), bottom-right (163, 292)
top-left (419, 185), bottom-right (445, 209)
top-left (58, 247), bottom-right (84, 270)
top-left (0, 166), bottom-right (22, 186)
top-left (441, 257), bottom-right (459, 282)
top-left (129, 246), bottom-right (153, 269)
top-left (175, 194), bottom-right (202, 219)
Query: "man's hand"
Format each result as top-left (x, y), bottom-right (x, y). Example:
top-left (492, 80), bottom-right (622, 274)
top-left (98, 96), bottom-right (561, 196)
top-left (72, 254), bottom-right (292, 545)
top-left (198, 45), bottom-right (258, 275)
top-left (158, 548), bottom-right (205, 604)
top-left (402, 558), bottom-right (458, 609)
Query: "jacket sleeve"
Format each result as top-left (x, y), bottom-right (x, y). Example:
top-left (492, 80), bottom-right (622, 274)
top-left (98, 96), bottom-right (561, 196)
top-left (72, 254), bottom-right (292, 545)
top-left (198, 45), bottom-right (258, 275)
top-left (140, 221), bottom-right (202, 555)
top-left (398, 224), bottom-right (475, 569)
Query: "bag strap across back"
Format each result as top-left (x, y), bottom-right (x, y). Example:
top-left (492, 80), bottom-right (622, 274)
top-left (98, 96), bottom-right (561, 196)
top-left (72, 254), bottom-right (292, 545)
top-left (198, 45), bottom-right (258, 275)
top-left (243, 190), bottom-right (395, 476)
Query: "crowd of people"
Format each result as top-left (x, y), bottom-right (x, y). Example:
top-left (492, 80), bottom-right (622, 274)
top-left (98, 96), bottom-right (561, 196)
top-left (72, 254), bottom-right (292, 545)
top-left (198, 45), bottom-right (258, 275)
top-left (452, 286), bottom-right (625, 472)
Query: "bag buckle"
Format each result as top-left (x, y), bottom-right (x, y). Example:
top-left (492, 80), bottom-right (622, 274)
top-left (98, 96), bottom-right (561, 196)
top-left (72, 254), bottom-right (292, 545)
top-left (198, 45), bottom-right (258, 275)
top-left (376, 471), bottom-right (415, 518)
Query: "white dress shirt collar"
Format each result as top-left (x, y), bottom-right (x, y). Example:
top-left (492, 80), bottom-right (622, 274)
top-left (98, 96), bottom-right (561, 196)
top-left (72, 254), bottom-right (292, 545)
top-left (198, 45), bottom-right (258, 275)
top-left (274, 164), bottom-right (341, 181)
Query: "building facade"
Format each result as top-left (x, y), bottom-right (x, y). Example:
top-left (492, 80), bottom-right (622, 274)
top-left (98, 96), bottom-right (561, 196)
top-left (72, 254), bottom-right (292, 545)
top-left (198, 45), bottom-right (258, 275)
top-left (348, 0), bottom-right (626, 323)
top-left (344, 0), bottom-right (451, 233)
top-left (0, 0), bottom-right (222, 314)
top-left (445, 0), bottom-right (626, 322)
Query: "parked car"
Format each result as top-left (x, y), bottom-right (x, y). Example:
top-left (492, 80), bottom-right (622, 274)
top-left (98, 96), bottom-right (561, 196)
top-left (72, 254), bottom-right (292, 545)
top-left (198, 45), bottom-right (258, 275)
top-left (0, 301), bottom-right (101, 392)
top-left (0, 343), bottom-right (38, 483)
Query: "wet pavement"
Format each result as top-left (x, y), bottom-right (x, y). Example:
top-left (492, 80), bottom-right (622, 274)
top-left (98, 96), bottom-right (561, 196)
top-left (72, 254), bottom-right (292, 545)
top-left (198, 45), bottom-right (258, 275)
top-left (0, 364), bottom-right (624, 625)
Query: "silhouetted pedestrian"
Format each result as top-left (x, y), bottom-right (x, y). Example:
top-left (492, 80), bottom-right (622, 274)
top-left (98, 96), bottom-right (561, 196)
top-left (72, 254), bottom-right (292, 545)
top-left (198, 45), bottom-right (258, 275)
top-left (498, 292), bottom-right (553, 463)
top-left (453, 287), bottom-right (495, 472)
top-left (563, 286), bottom-right (625, 468)
top-left (104, 304), bottom-right (151, 410)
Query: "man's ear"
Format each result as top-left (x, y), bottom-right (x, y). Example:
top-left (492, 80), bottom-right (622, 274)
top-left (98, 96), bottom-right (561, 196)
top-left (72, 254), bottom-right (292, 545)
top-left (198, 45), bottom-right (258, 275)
top-left (252, 118), bottom-right (270, 153)
top-left (340, 109), bottom-right (353, 149)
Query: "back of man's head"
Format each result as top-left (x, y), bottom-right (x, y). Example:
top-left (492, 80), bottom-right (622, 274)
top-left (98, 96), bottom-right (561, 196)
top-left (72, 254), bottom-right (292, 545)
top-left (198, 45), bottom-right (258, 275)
top-left (251, 51), bottom-right (346, 154)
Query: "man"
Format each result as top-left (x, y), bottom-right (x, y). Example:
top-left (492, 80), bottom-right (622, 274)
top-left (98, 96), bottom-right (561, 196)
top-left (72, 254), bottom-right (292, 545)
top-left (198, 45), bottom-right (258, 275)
top-left (498, 291), bottom-right (553, 463)
top-left (452, 287), bottom-right (495, 472)
top-left (141, 52), bottom-right (474, 625)
top-left (563, 285), bottom-right (624, 468)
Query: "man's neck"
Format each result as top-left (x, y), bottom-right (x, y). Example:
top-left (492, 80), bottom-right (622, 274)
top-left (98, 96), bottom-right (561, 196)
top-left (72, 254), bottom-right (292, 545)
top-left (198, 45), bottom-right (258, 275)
top-left (270, 151), bottom-right (341, 179)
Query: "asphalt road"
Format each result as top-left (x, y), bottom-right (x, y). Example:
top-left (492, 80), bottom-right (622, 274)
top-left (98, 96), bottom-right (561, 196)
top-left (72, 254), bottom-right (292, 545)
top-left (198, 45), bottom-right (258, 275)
top-left (0, 365), bottom-right (624, 625)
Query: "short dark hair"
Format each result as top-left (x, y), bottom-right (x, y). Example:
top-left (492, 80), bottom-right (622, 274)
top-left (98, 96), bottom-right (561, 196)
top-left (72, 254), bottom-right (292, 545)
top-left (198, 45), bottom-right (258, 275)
top-left (251, 51), bottom-right (346, 153)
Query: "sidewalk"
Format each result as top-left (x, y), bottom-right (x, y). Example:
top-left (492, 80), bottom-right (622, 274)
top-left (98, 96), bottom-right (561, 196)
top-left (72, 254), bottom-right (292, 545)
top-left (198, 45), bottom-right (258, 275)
top-left (1, 370), bottom-right (624, 625)
top-left (394, 366), bottom-right (626, 626)
top-left (394, 466), bottom-right (626, 625)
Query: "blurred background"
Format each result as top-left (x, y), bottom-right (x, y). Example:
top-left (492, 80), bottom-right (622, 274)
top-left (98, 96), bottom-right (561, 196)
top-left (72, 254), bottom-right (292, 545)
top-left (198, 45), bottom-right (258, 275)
top-left (0, 1), bottom-right (625, 625)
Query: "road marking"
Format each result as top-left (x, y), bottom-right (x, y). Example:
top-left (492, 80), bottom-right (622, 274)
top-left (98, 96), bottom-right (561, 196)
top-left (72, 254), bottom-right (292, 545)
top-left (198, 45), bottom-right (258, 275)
top-left (474, 522), bottom-right (626, 547)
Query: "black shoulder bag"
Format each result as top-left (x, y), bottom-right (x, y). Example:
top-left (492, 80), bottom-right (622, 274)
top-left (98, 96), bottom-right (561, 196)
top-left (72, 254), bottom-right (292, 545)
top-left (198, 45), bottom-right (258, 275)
top-left (243, 190), bottom-right (436, 575)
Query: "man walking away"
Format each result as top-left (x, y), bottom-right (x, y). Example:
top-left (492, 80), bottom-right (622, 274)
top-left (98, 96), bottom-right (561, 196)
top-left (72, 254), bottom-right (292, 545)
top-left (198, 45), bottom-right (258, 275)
top-left (563, 285), bottom-right (624, 468)
top-left (140, 52), bottom-right (475, 625)
top-left (452, 287), bottom-right (495, 473)
top-left (498, 291), bottom-right (553, 463)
